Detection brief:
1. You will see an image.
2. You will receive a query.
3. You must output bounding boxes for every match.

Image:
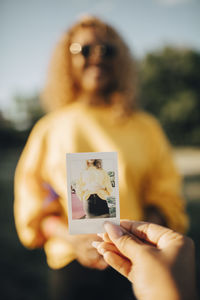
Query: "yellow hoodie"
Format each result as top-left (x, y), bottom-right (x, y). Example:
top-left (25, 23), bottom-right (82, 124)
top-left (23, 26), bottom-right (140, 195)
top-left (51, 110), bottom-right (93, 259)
top-left (14, 102), bottom-right (188, 269)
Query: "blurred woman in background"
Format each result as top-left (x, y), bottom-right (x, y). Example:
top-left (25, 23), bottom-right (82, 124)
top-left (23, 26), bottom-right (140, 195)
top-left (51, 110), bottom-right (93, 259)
top-left (14, 16), bottom-right (188, 300)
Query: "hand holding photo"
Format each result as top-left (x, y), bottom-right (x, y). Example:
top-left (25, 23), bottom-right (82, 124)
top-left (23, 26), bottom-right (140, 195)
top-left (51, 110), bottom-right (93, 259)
top-left (66, 152), bottom-right (120, 234)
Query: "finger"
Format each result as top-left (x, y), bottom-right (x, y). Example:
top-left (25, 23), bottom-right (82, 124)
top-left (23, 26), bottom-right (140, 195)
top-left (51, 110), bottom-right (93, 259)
top-left (92, 259), bottom-right (108, 270)
top-left (87, 248), bottom-right (101, 260)
top-left (104, 222), bottom-right (141, 260)
top-left (120, 220), bottom-right (178, 248)
top-left (103, 251), bottom-right (132, 278)
top-left (97, 232), bottom-right (112, 243)
top-left (77, 256), bottom-right (108, 270)
top-left (92, 241), bottom-right (121, 256)
top-left (90, 255), bottom-right (109, 270)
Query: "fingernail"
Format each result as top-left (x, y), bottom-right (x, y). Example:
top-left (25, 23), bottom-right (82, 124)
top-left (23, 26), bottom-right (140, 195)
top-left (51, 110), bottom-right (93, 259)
top-left (98, 247), bottom-right (106, 255)
top-left (104, 222), bottom-right (123, 239)
top-left (92, 241), bottom-right (101, 249)
top-left (97, 233), bottom-right (104, 239)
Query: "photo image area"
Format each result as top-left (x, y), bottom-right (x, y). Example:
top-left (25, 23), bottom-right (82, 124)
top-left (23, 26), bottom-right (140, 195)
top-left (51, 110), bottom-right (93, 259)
top-left (70, 158), bottom-right (116, 220)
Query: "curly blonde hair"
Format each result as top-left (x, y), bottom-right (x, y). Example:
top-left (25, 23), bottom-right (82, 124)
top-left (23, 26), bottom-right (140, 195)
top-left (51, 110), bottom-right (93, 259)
top-left (41, 16), bottom-right (138, 113)
top-left (86, 159), bottom-right (102, 169)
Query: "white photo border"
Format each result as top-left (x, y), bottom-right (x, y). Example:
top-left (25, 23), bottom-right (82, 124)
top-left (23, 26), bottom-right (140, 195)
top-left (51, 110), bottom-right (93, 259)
top-left (66, 152), bottom-right (120, 234)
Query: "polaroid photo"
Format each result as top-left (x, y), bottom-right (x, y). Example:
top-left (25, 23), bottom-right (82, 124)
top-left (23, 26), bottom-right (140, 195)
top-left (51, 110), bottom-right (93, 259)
top-left (66, 152), bottom-right (120, 234)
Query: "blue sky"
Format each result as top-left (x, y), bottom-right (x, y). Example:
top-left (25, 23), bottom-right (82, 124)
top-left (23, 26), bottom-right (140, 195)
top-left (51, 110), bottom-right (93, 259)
top-left (0, 0), bottom-right (200, 111)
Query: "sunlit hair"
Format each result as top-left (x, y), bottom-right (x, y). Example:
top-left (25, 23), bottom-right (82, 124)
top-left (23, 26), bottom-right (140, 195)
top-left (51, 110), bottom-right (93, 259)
top-left (41, 15), bottom-right (138, 114)
top-left (86, 159), bottom-right (102, 169)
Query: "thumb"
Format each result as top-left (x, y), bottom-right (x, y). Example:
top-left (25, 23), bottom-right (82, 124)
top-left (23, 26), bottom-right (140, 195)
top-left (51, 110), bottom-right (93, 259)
top-left (104, 222), bottom-right (141, 260)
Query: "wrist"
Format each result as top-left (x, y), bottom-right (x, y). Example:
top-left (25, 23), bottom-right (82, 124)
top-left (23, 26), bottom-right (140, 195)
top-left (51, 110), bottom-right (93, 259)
top-left (136, 278), bottom-right (197, 300)
top-left (133, 270), bottom-right (183, 300)
top-left (139, 286), bottom-right (180, 300)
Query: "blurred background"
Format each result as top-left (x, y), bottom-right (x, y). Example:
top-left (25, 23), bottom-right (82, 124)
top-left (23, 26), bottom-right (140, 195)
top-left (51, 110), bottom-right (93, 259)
top-left (1, 0), bottom-right (200, 299)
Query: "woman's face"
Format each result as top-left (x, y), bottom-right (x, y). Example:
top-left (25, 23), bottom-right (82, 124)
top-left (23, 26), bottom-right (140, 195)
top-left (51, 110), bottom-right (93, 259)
top-left (87, 159), bottom-right (95, 166)
top-left (70, 27), bottom-right (119, 94)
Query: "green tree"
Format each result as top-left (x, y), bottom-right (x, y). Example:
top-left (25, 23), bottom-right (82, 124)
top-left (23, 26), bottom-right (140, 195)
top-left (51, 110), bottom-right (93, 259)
top-left (139, 47), bottom-right (200, 146)
top-left (1, 93), bottom-right (44, 147)
top-left (10, 93), bottom-right (44, 130)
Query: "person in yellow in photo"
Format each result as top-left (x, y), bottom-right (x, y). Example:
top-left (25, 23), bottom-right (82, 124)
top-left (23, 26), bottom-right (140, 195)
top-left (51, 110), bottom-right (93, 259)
top-left (76, 159), bottom-right (113, 218)
top-left (14, 15), bottom-right (189, 300)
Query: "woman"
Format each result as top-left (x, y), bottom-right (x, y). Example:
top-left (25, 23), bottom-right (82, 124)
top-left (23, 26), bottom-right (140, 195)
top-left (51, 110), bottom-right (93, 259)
top-left (76, 159), bottom-right (112, 218)
top-left (14, 16), bottom-right (188, 299)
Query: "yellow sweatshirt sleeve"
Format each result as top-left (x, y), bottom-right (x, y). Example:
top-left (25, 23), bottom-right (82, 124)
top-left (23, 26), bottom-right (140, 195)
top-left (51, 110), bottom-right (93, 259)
top-left (142, 117), bottom-right (189, 234)
top-left (14, 115), bottom-right (76, 269)
top-left (76, 174), bottom-right (90, 202)
top-left (14, 119), bottom-right (50, 248)
top-left (96, 170), bottom-right (112, 200)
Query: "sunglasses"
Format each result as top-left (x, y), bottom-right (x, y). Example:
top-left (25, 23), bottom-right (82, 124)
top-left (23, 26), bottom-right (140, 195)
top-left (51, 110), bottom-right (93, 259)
top-left (69, 43), bottom-right (117, 59)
